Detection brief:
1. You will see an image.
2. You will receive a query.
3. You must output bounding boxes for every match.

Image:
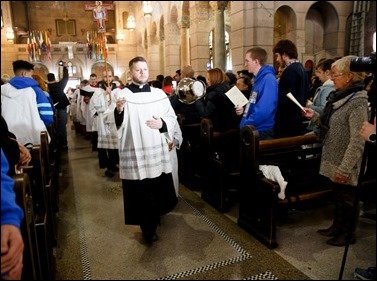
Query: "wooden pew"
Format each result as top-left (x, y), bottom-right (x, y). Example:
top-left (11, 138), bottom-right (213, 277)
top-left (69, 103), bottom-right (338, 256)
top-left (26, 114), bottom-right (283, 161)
top-left (21, 142), bottom-right (56, 280)
top-left (176, 113), bottom-right (205, 190)
top-left (13, 172), bottom-right (42, 280)
top-left (40, 131), bottom-right (58, 246)
top-left (200, 118), bottom-right (241, 212)
top-left (237, 125), bottom-right (332, 249)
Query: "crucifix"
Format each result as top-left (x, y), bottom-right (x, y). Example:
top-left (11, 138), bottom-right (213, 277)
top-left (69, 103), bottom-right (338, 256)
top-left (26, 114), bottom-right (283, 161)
top-left (85, 1), bottom-right (114, 33)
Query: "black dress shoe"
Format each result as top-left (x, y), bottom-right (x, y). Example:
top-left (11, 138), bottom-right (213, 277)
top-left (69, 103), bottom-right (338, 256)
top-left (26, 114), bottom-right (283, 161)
top-left (142, 231), bottom-right (159, 244)
top-left (111, 166), bottom-right (119, 172)
top-left (141, 221), bottom-right (159, 244)
top-left (326, 233), bottom-right (356, 246)
top-left (317, 225), bottom-right (340, 237)
top-left (105, 170), bottom-right (115, 177)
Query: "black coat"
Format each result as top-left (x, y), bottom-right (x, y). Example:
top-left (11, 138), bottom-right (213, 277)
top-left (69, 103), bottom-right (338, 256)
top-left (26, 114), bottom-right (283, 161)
top-left (195, 83), bottom-right (240, 132)
top-left (47, 66), bottom-right (70, 109)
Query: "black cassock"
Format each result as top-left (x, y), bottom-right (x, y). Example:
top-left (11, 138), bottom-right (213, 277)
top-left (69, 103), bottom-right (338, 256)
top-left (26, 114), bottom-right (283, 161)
top-left (117, 83), bottom-right (178, 226)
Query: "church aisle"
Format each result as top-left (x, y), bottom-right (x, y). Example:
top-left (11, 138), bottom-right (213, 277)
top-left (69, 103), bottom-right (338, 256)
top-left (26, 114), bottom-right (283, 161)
top-left (54, 125), bottom-right (311, 280)
top-left (53, 122), bottom-right (375, 280)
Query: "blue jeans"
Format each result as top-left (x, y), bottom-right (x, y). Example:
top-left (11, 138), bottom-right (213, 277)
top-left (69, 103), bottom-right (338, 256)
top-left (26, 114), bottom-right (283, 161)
top-left (56, 109), bottom-right (68, 147)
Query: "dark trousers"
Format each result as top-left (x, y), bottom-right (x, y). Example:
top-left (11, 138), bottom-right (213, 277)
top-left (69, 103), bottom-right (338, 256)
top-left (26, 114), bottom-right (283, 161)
top-left (56, 109), bottom-right (68, 147)
top-left (98, 148), bottom-right (119, 171)
top-left (329, 179), bottom-right (359, 235)
top-left (121, 173), bottom-right (178, 226)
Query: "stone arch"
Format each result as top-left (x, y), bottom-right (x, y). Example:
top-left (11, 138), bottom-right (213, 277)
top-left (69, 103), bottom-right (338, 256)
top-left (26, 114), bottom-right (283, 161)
top-left (150, 21), bottom-right (158, 45)
top-left (274, 5), bottom-right (297, 44)
top-left (49, 55), bottom-right (84, 80)
top-left (90, 61), bottom-right (114, 79)
top-left (306, 2), bottom-right (339, 57)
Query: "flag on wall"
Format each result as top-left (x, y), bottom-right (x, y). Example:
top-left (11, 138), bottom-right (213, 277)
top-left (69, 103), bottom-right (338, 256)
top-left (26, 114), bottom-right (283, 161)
top-left (27, 31), bottom-right (52, 62)
top-left (87, 31), bottom-right (108, 61)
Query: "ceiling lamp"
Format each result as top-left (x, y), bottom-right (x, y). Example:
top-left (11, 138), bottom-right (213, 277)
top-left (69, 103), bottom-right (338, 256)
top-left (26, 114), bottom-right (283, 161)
top-left (143, 1), bottom-right (153, 17)
top-left (116, 31), bottom-right (124, 41)
top-left (126, 15), bottom-right (136, 31)
top-left (5, 27), bottom-right (15, 42)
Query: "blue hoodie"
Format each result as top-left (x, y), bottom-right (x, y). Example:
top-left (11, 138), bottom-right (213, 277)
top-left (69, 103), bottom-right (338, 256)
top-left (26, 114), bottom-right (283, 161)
top-left (8, 77), bottom-right (54, 127)
top-left (240, 65), bottom-right (278, 132)
top-left (1, 149), bottom-right (24, 228)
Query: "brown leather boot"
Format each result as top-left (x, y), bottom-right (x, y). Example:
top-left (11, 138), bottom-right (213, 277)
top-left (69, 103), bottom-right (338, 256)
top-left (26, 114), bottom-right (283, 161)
top-left (326, 233), bottom-right (356, 247)
top-left (317, 224), bottom-right (341, 237)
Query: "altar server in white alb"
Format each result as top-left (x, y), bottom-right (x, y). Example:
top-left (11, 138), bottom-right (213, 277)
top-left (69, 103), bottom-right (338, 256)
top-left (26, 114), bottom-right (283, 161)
top-left (114, 56), bottom-right (178, 245)
top-left (90, 70), bottom-right (119, 177)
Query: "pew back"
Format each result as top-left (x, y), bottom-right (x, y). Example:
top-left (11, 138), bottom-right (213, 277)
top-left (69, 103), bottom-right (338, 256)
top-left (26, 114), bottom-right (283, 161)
top-left (238, 125), bottom-right (332, 248)
top-left (200, 118), bottom-right (241, 212)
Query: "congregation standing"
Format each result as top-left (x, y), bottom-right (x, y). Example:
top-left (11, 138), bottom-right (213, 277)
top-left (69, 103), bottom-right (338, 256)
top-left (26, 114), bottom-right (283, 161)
top-left (1, 40), bottom-right (374, 279)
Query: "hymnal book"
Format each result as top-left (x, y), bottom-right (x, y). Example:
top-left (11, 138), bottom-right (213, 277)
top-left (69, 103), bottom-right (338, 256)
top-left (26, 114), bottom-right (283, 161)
top-left (225, 86), bottom-right (249, 107)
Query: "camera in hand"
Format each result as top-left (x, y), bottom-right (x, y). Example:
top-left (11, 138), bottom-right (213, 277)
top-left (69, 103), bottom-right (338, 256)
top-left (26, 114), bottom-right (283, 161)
top-left (350, 52), bottom-right (376, 72)
top-left (58, 60), bottom-right (65, 66)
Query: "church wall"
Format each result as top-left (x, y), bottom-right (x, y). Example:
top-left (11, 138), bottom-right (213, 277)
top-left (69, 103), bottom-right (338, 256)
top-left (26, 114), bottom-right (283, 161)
top-left (1, 1), bottom-right (373, 82)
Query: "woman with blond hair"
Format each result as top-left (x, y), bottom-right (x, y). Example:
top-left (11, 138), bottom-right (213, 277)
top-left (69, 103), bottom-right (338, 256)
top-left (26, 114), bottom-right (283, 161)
top-left (32, 74), bottom-right (54, 107)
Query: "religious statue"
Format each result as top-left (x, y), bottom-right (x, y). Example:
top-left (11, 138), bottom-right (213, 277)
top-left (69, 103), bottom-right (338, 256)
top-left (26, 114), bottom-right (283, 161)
top-left (93, 1), bottom-right (106, 31)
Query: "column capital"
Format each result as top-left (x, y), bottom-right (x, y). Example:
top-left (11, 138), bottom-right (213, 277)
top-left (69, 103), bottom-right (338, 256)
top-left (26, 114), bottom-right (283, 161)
top-left (209, 1), bottom-right (228, 12)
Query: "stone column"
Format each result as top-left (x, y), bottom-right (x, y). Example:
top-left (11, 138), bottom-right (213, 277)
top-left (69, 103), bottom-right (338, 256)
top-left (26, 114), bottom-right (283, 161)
top-left (180, 28), bottom-right (190, 67)
top-left (180, 14), bottom-right (190, 67)
top-left (210, 1), bottom-right (228, 71)
top-left (159, 38), bottom-right (165, 76)
top-left (188, 1), bottom-right (211, 77)
top-left (164, 22), bottom-right (181, 77)
top-left (148, 33), bottom-right (160, 79)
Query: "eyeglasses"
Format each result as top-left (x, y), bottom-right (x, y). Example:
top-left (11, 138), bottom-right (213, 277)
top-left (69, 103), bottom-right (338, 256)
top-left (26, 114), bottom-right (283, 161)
top-left (330, 73), bottom-right (344, 79)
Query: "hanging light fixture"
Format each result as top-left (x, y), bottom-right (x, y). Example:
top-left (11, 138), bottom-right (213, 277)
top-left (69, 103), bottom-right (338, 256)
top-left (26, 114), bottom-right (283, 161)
top-left (116, 31), bottom-right (124, 41)
top-left (116, 18), bottom-right (124, 41)
top-left (142, 1), bottom-right (153, 17)
top-left (126, 14), bottom-right (136, 31)
top-left (5, 27), bottom-right (15, 42)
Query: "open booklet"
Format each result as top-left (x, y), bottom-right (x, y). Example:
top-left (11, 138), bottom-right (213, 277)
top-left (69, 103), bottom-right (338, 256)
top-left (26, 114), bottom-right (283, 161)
top-left (225, 86), bottom-right (249, 107)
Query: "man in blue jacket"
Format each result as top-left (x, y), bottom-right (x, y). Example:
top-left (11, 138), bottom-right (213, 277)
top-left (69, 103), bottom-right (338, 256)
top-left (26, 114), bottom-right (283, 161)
top-left (235, 47), bottom-right (278, 140)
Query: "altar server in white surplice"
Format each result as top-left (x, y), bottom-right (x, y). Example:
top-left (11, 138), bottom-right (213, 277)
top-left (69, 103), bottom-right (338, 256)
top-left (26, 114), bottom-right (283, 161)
top-left (114, 56), bottom-right (178, 245)
top-left (90, 70), bottom-right (119, 177)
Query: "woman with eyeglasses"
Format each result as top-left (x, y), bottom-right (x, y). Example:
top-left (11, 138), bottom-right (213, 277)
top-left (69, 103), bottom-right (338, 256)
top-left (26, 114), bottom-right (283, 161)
top-left (302, 55), bottom-right (369, 246)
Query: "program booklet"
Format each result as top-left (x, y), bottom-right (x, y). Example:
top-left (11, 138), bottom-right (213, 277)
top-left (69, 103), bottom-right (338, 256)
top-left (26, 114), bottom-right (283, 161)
top-left (225, 86), bottom-right (249, 107)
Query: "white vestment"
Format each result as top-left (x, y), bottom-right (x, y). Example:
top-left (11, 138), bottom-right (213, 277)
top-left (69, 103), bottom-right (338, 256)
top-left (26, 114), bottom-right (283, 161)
top-left (89, 87), bottom-right (118, 149)
top-left (117, 88), bottom-right (177, 180)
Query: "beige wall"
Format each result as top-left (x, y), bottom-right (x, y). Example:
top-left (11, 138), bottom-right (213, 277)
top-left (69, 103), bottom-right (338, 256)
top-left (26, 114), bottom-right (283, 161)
top-left (2, 1), bottom-right (372, 82)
